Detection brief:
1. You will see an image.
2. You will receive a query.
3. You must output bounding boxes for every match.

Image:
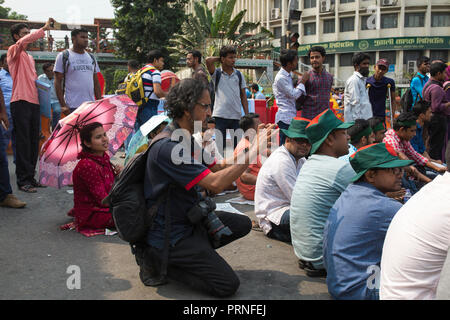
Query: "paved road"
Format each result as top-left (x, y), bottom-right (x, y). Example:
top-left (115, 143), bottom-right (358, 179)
top-left (0, 153), bottom-right (448, 300)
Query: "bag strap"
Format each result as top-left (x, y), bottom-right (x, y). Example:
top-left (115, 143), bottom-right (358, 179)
top-left (214, 68), bottom-right (242, 92)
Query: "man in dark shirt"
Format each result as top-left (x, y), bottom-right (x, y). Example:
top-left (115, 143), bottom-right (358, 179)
top-left (367, 59), bottom-right (397, 121)
top-left (137, 78), bottom-right (277, 298)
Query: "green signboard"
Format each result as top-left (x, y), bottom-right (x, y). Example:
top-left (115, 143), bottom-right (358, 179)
top-left (275, 36), bottom-right (450, 56)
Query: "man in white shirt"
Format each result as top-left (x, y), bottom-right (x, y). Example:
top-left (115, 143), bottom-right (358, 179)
top-left (273, 49), bottom-right (309, 145)
top-left (344, 52), bottom-right (373, 122)
top-left (380, 142), bottom-right (450, 300)
top-left (255, 117), bottom-right (311, 243)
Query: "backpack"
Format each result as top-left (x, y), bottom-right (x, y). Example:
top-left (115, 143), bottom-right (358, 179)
top-left (401, 73), bottom-right (425, 113)
top-left (209, 67), bottom-right (243, 111)
top-left (124, 65), bottom-right (157, 107)
top-left (104, 129), bottom-right (171, 244)
top-left (62, 49), bottom-right (96, 93)
top-left (115, 73), bottom-right (133, 95)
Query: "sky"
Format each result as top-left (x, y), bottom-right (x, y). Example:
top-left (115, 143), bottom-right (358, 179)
top-left (4, 0), bottom-right (115, 40)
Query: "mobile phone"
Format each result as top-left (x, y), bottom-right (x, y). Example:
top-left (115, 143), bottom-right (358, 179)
top-left (50, 21), bottom-right (61, 30)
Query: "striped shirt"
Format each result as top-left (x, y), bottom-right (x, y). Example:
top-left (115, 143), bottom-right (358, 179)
top-left (141, 64), bottom-right (161, 101)
top-left (301, 69), bottom-right (334, 120)
top-left (383, 129), bottom-right (428, 166)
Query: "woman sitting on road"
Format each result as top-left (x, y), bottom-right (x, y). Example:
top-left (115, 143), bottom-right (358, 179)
top-left (63, 122), bottom-right (119, 236)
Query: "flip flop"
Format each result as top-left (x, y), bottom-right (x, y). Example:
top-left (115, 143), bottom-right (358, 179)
top-left (19, 185), bottom-right (37, 193)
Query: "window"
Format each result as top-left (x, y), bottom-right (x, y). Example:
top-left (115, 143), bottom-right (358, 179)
top-left (379, 51), bottom-right (397, 65)
top-left (360, 15), bottom-right (376, 30)
top-left (366, 52), bottom-right (376, 64)
top-left (304, 0), bottom-right (316, 9)
top-left (430, 50), bottom-right (448, 63)
top-left (327, 54), bottom-right (335, 68)
top-left (403, 50), bottom-right (424, 65)
top-left (274, 0), bottom-right (282, 9)
top-left (431, 13), bottom-right (450, 27)
top-left (340, 0), bottom-right (355, 3)
top-left (340, 53), bottom-right (354, 66)
top-left (340, 17), bottom-right (354, 32)
top-left (273, 27), bottom-right (282, 39)
top-left (381, 14), bottom-right (397, 29)
top-left (304, 22), bottom-right (316, 35)
top-left (323, 19), bottom-right (335, 33)
top-left (405, 13), bottom-right (425, 28)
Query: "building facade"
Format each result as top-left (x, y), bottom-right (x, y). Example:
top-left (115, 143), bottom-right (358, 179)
top-left (187, 0), bottom-right (450, 86)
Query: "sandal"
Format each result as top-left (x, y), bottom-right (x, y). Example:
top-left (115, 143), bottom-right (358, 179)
top-left (31, 180), bottom-right (47, 188)
top-left (19, 185), bottom-right (37, 193)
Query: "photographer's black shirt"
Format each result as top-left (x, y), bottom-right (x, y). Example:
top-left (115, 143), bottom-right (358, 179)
top-left (144, 125), bottom-right (216, 249)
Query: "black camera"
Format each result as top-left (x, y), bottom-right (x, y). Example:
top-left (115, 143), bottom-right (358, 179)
top-left (187, 197), bottom-right (233, 248)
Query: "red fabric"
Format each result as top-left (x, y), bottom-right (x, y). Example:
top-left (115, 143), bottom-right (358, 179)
top-left (66, 151), bottom-right (116, 236)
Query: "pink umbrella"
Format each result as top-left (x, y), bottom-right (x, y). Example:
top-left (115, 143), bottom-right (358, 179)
top-left (161, 70), bottom-right (180, 92)
top-left (39, 95), bottom-right (138, 188)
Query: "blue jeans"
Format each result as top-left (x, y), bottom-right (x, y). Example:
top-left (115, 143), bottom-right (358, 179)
top-left (267, 209), bottom-right (291, 243)
top-left (277, 121), bottom-right (290, 146)
top-left (0, 126), bottom-right (12, 202)
top-left (214, 117), bottom-right (240, 153)
top-left (136, 99), bottom-right (159, 130)
top-left (51, 101), bottom-right (61, 130)
top-left (1, 113), bottom-right (16, 163)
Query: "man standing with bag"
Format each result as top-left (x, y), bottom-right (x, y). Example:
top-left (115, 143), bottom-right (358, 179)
top-left (7, 18), bottom-right (54, 193)
top-left (206, 46), bottom-right (249, 152)
top-left (54, 28), bottom-right (102, 115)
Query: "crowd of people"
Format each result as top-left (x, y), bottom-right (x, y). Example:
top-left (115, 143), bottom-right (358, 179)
top-left (1, 17), bottom-right (449, 300)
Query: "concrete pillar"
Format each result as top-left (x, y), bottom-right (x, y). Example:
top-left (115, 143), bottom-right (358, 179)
top-left (335, 53), bottom-right (340, 85)
top-left (282, 0), bottom-right (288, 48)
top-left (425, 1), bottom-right (431, 36)
top-left (399, 0), bottom-right (405, 37)
top-left (355, 0), bottom-right (360, 40)
top-left (398, 50), bottom-right (404, 79)
top-left (266, 0), bottom-right (270, 29)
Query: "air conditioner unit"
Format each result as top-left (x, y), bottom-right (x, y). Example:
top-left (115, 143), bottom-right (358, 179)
top-left (381, 0), bottom-right (397, 6)
top-left (320, 0), bottom-right (335, 13)
top-left (407, 60), bottom-right (417, 74)
top-left (271, 8), bottom-right (281, 20)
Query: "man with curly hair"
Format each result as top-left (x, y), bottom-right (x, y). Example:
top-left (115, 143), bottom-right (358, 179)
top-left (134, 78), bottom-right (278, 298)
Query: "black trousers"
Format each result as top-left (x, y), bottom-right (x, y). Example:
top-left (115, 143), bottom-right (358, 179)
top-left (10, 100), bottom-right (40, 187)
top-left (146, 211), bottom-right (252, 298)
top-left (428, 113), bottom-right (447, 161)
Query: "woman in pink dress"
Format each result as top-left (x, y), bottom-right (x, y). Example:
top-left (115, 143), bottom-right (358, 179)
top-left (65, 122), bottom-right (119, 236)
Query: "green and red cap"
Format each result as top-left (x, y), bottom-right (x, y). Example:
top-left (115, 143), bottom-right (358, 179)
top-left (349, 142), bottom-right (414, 182)
top-left (306, 109), bottom-right (354, 155)
top-left (281, 117), bottom-right (311, 141)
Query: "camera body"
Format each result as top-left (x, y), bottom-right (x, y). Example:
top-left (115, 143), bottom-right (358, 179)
top-left (187, 197), bottom-right (232, 248)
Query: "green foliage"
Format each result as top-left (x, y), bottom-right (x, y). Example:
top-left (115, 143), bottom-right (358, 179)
top-left (169, 0), bottom-right (273, 64)
top-left (102, 66), bottom-right (128, 95)
top-left (0, 0), bottom-right (27, 47)
top-left (111, 0), bottom-right (188, 69)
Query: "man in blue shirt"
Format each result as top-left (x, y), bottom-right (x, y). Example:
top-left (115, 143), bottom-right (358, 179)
top-left (410, 100), bottom-right (432, 156)
top-left (323, 143), bottom-right (413, 300)
top-left (410, 56), bottom-right (430, 107)
top-left (0, 54), bottom-right (15, 161)
top-left (367, 59), bottom-right (397, 119)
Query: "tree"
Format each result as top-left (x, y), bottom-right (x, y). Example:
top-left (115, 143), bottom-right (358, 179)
top-left (168, 0), bottom-right (273, 64)
top-left (111, 0), bottom-right (188, 69)
top-left (0, 0), bottom-right (27, 47)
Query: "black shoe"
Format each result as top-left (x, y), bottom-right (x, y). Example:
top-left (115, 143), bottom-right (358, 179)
top-left (298, 259), bottom-right (327, 278)
top-left (139, 264), bottom-right (168, 287)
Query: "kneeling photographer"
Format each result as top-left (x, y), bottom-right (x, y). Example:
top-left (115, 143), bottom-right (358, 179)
top-left (136, 78), bottom-right (278, 297)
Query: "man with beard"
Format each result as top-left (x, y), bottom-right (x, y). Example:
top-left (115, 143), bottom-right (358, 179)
top-left (323, 143), bottom-right (413, 300)
top-left (136, 78), bottom-right (278, 297)
top-left (255, 117), bottom-right (311, 243)
top-left (297, 46), bottom-right (334, 120)
top-left (186, 50), bottom-right (208, 86)
top-left (344, 52), bottom-right (373, 122)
